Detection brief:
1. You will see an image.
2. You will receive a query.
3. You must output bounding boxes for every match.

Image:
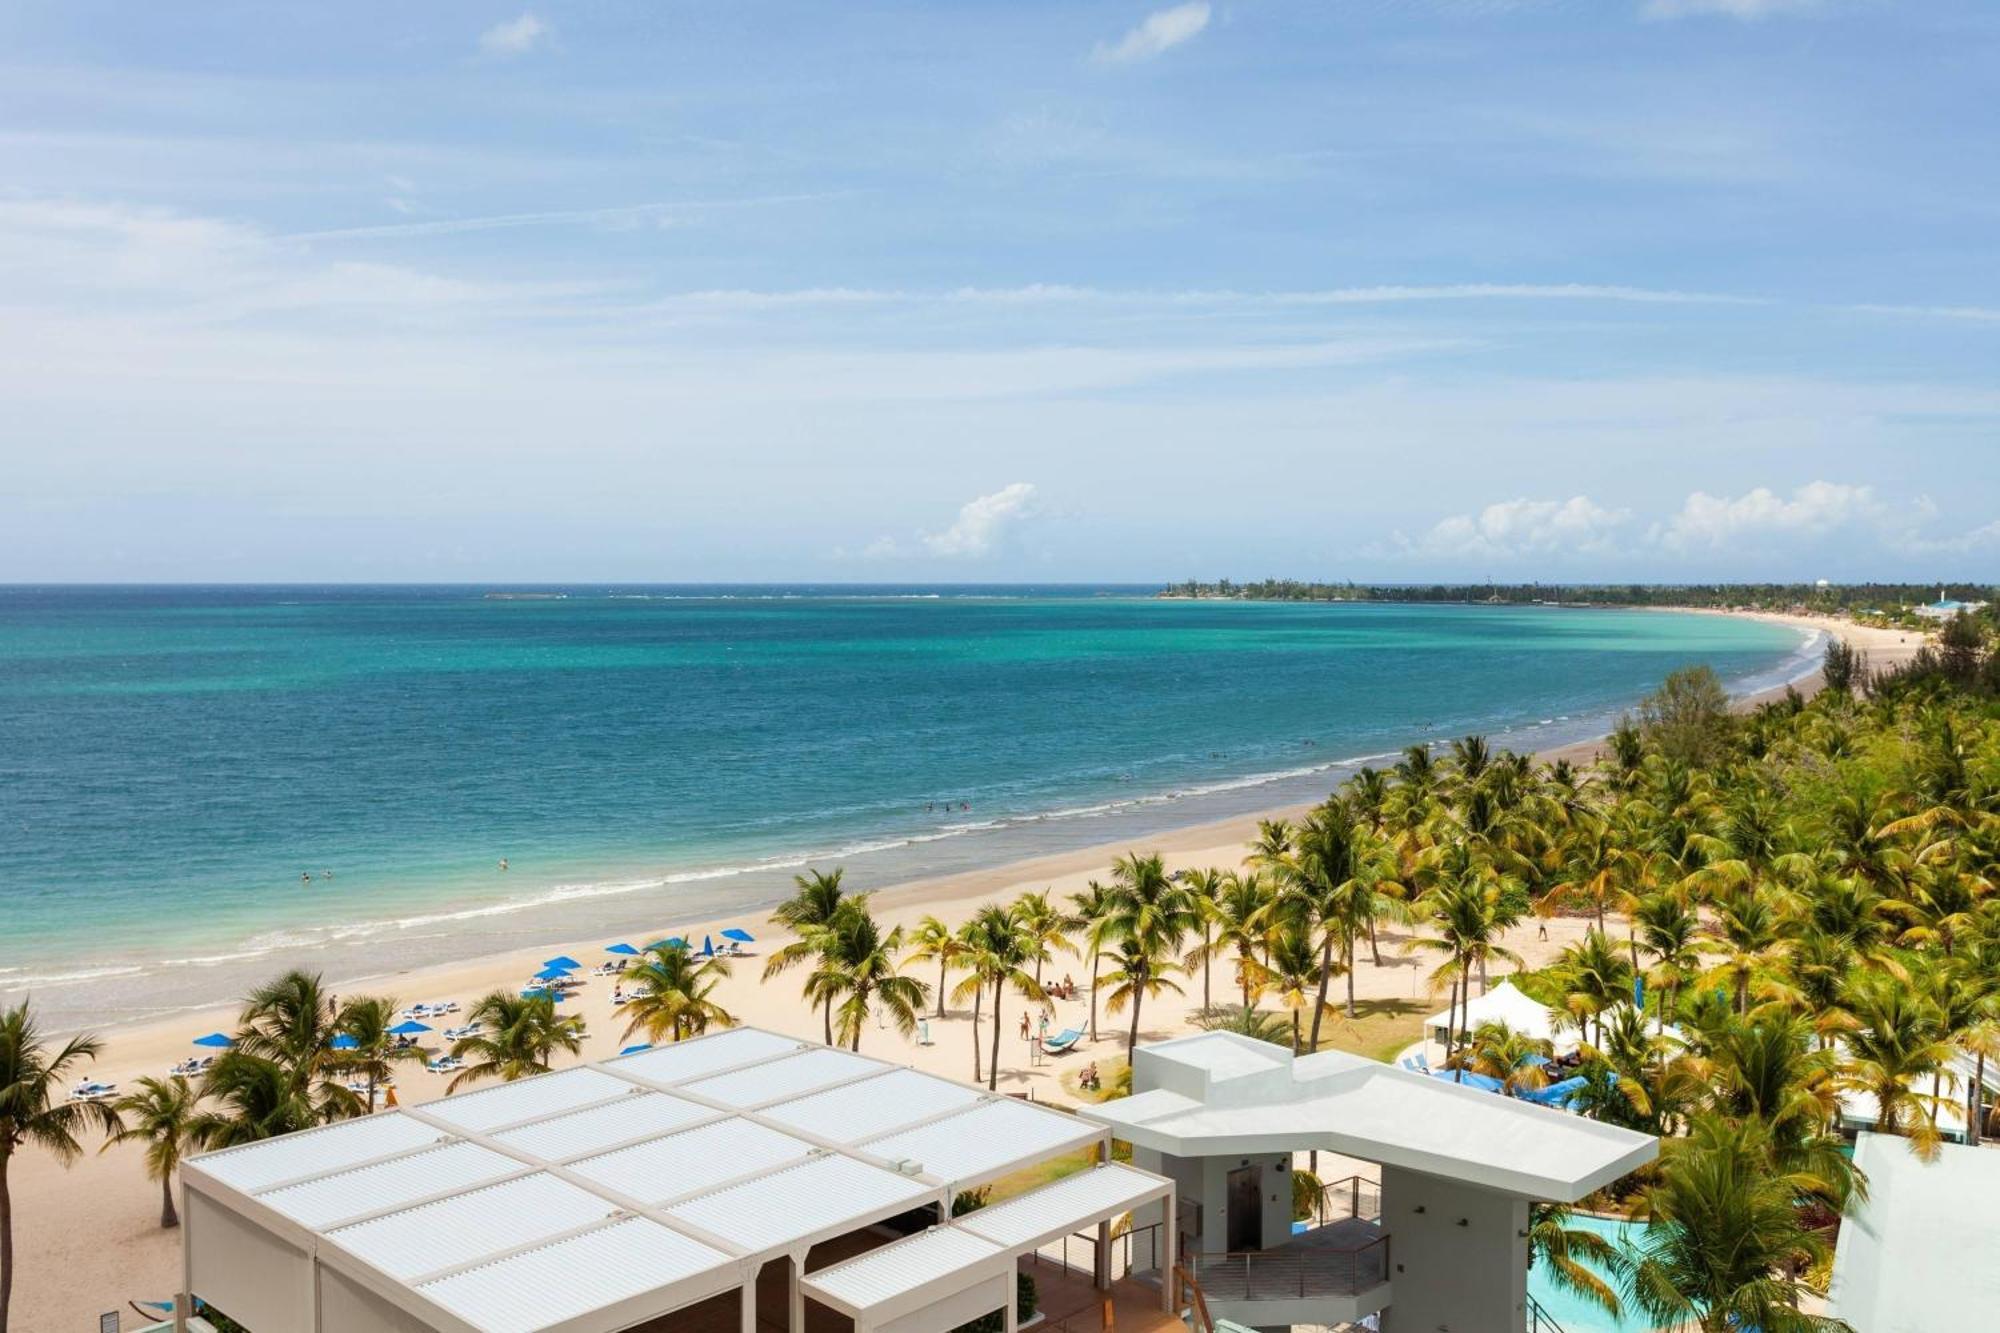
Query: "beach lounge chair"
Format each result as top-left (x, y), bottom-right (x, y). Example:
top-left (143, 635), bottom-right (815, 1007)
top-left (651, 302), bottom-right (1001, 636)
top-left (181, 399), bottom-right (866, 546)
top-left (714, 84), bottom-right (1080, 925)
top-left (1042, 1028), bottom-right (1083, 1054)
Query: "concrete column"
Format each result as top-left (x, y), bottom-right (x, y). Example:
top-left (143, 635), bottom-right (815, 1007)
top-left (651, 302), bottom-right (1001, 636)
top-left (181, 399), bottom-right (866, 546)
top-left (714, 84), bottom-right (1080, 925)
top-left (740, 1278), bottom-right (758, 1333)
top-left (1096, 1218), bottom-right (1112, 1291)
top-left (1161, 1192), bottom-right (1178, 1313)
top-left (175, 1178), bottom-right (191, 1333)
top-left (789, 1254), bottom-right (806, 1332)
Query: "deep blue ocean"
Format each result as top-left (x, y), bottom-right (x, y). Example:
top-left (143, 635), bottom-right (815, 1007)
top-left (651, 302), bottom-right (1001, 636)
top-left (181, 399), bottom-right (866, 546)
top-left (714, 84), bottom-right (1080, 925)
top-left (0, 586), bottom-right (1811, 1027)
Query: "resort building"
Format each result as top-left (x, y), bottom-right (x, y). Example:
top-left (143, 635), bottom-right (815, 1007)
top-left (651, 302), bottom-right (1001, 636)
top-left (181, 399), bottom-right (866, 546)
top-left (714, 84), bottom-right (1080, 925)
top-left (1079, 1030), bottom-right (1659, 1333)
top-left (1827, 1131), bottom-right (2000, 1331)
top-left (170, 1027), bottom-right (1179, 1333)
top-left (1912, 590), bottom-right (1988, 620)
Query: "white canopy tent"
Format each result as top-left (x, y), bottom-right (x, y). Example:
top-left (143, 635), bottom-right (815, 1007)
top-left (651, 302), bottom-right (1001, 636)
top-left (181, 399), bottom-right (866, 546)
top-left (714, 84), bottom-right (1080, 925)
top-left (1424, 980), bottom-right (1565, 1051)
top-left (175, 1027), bottom-right (1166, 1333)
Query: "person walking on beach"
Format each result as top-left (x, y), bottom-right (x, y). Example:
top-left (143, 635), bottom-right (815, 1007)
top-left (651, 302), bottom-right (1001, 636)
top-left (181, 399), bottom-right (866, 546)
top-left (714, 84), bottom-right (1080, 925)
top-left (1018, 1012), bottom-right (1030, 1041)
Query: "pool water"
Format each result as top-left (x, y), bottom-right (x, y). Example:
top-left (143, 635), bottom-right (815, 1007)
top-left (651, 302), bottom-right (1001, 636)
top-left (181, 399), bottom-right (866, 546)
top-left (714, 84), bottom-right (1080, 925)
top-left (1527, 1213), bottom-right (1654, 1332)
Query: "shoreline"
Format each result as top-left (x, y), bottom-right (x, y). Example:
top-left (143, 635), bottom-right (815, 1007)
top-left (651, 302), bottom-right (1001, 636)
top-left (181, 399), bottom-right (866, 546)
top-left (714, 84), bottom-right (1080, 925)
top-left (48, 607), bottom-right (1900, 1072)
top-left (0, 608), bottom-right (1920, 1331)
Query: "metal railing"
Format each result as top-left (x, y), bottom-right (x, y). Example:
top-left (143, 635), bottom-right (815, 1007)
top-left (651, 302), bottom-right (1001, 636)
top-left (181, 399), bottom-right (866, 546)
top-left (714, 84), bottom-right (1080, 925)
top-left (1527, 1292), bottom-right (1571, 1333)
top-left (1299, 1174), bottom-right (1383, 1228)
top-left (1189, 1230), bottom-right (1392, 1302)
top-left (1027, 1220), bottom-right (1167, 1283)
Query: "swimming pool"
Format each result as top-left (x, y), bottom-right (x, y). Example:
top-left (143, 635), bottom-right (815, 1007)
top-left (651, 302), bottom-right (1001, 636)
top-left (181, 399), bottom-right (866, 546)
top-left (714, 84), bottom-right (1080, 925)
top-left (1526, 1213), bottom-right (1655, 1332)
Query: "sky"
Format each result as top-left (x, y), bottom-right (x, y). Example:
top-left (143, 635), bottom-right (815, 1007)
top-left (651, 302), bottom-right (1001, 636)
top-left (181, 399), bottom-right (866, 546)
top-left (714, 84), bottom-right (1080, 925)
top-left (2, 0), bottom-right (1997, 583)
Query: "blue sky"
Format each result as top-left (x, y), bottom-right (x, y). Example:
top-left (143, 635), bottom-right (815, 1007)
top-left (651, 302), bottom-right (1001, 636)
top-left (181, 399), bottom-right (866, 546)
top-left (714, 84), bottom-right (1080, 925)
top-left (2, 0), bottom-right (1996, 582)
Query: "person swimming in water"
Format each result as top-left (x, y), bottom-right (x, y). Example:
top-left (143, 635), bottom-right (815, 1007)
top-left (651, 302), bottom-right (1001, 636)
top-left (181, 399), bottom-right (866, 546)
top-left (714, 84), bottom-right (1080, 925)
top-left (301, 872), bottom-right (313, 885)
top-left (499, 858), bottom-right (509, 871)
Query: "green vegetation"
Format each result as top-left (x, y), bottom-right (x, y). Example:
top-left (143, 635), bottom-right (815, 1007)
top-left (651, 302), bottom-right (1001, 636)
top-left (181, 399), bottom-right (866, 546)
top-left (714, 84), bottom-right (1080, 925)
top-left (1160, 578), bottom-right (1996, 619)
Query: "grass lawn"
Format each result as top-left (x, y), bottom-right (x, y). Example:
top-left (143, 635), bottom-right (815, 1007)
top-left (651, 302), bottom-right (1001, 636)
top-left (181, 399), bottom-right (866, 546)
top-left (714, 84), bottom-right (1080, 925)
top-left (1305, 997), bottom-right (1428, 1064)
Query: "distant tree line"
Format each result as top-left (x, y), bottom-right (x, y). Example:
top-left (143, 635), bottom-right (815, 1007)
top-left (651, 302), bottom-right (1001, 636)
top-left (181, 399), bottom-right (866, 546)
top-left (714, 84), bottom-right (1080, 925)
top-left (1158, 579), bottom-right (1997, 614)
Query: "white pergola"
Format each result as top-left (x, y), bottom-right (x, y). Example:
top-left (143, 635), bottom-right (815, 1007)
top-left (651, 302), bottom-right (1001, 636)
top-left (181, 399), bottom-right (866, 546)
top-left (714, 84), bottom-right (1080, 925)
top-left (176, 1027), bottom-right (1172, 1333)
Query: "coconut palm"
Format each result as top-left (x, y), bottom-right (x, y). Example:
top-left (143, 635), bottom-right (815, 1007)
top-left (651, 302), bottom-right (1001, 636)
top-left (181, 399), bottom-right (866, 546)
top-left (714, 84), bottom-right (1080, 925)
top-left (1206, 870), bottom-right (1277, 1012)
top-left (1624, 1117), bottom-right (1848, 1333)
top-left (1703, 888), bottom-right (1790, 1016)
top-left (333, 995), bottom-right (428, 1113)
top-left (621, 944), bottom-right (734, 1045)
top-left (812, 902), bottom-right (928, 1051)
top-left (952, 904), bottom-right (1045, 1090)
top-left (1838, 971), bottom-right (1954, 1158)
top-left (448, 991), bottom-right (586, 1092)
top-left (1066, 880), bottom-right (1119, 1042)
top-left (1464, 1021), bottom-right (1554, 1097)
top-left (764, 867), bottom-right (854, 1044)
top-left (1555, 929), bottom-right (1636, 1049)
top-left (1012, 889), bottom-right (1075, 990)
top-left (904, 914), bottom-right (961, 1020)
top-left (101, 1075), bottom-right (200, 1227)
top-left (1530, 1202), bottom-right (1628, 1320)
top-left (234, 968), bottom-right (358, 1120)
top-left (1279, 802), bottom-right (1380, 1040)
top-left (1248, 927), bottom-right (1325, 1053)
top-left (189, 1053), bottom-right (316, 1149)
top-left (0, 1001), bottom-right (120, 1333)
top-left (1634, 891), bottom-right (1706, 1030)
top-left (1178, 868), bottom-right (1228, 1010)
top-left (1100, 935), bottom-right (1185, 1057)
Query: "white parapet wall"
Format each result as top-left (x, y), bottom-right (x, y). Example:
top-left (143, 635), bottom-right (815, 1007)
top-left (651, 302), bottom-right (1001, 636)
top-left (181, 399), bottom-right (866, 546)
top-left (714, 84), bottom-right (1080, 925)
top-left (1377, 1165), bottom-right (1529, 1333)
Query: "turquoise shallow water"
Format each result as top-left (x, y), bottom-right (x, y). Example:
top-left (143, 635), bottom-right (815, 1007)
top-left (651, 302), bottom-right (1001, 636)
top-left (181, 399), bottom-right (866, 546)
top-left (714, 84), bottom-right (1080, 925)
top-left (0, 586), bottom-right (1811, 1028)
top-left (1529, 1213), bottom-right (1653, 1332)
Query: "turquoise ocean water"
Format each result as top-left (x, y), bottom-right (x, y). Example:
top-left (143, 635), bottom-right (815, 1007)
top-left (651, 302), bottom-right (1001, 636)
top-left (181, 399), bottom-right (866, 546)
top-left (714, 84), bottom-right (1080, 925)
top-left (0, 586), bottom-right (1812, 1029)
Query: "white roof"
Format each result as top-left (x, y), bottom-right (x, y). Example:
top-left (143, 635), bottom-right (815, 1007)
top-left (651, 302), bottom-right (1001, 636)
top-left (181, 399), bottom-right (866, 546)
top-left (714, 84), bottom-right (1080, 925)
top-left (1084, 1030), bottom-right (1656, 1202)
top-left (863, 1097), bottom-right (1103, 1188)
top-left (680, 1046), bottom-right (885, 1108)
top-left (417, 1217), bottom-right (735, 1333)
top-left (569, 1116), bottom-right (815, 1204)
top-left (803, 1226), bottom-right (1006, 1315)
top-left (1828, 1132), bottom-right (2000, 1331)
top-left (184, 1027), bottom-right (1114, 1332)
top-left (327, 1173), bottom-right (615, 1280)
top-left (957, 1164), bottom-right (1172, 1250)
top-left (191, 1112), bottom-right (446, 1192)
top-left (762, 1067), bottom-right (983, 1142)
top-left (666, 1152), bottom-right (935, 1253)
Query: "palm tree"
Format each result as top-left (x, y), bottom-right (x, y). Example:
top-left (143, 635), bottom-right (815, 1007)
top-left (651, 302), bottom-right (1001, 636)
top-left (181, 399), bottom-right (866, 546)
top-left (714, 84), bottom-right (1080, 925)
top-left (1207, 870), bottom-right (1276, 1013)
top-left (764, 867), bottom-right (853, 1044)
top-left (621, 944), bottom-right (734, 1045)
top-left (1279, 803), bottom-right (1368, 1041)
top-left (1250, 927), bottom-right (1325, 1053)
top-left (334, 995), bottom-right (428, 1113)
top-left (1838, 972), bottom-right (1954, 1158)
top-left (1012, 889), bottom-right (1075, 991)
top-left (953, 904), bottom-right (1045, 1090)
top-left (1464, 1021), bottom-right (1554, 1097)
top-left (190, 1053), bottom-right (316, 1149)
top-left (1624, 1116), bottom-right (1848, 1333)
top-left (1703, 888), bottom-right (1790, 1017)
top-left (235, 968), bottom-right (357, 1121)
top-left (1634, 891), bottom-right (1706, 1030)
top-left (1067, 880), bottom-right (1119, 1042)
top-left (1530, 1202), bottom-right (1627, 1320)
top-left (102, 1076), bottom-right (200, 1227)
top-left (812, 902), bottom-right (927, 1050)
top-left (1178, 868), bottom-right (1228, 1011)
top-left (904, 914), bottom-right (961, 1020)
top-left (448, 991), bottom-right (586, 1092)
top-left (0, 1002), bottom-right (120, 1333)
top-left (1100, 935), bottom-right (1185, 1057)
top-left (1556, 929), bottom-right (1636, 1049)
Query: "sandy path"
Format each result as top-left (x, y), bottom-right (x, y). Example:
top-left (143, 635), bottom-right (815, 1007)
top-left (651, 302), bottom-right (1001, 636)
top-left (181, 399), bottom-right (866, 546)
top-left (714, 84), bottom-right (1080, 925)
top-left (3, 610), bottom-right (1917, 1330)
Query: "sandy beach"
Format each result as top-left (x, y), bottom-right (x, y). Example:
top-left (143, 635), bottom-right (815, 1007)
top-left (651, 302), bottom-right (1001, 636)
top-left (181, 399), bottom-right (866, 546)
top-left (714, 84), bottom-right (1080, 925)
top-left (4, 610), bottom-right (1921, 1331)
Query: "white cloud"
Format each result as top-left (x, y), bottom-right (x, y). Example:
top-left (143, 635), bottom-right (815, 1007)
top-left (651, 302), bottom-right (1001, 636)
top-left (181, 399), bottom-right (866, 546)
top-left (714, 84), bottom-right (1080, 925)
top-left (1094, 3), bottom-right (1211, 65)
top-left (922, 484), bottom-right (1039, 557)
top-left (1651, 481), bottom-right (1886, 552)
top-left (478, 13), bottom-right (550, 58)
top-left (1642, 0), bottom-right (1821, 19)
top-left (1410, 496), bottom-right (1633, 561)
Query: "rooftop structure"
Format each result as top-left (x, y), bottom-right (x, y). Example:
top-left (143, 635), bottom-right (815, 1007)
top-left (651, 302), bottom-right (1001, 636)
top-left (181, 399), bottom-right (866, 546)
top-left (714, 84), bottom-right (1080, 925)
top-left (175, 1027), bottom-right (1171, 1333)
top-left (1079, 1030), bottom-right (1658, 1332)
top-left (1827, 1131), bottom-right (2000, 1331)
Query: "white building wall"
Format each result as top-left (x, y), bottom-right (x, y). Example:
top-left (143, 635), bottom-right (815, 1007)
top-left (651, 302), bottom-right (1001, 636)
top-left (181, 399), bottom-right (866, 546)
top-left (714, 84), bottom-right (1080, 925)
top-left (186, 1190), bottom-right (316, 1333)
top-left (1378, 1165), bottom-right (1528, 1333)
top-left (319, 1267), bottom-right (439, 1333)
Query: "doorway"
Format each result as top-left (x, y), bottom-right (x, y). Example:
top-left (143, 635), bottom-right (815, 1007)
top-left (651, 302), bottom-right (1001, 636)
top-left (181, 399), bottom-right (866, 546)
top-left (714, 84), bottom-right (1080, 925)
top-left (1226, 1165), bottom-right (1263, 1251)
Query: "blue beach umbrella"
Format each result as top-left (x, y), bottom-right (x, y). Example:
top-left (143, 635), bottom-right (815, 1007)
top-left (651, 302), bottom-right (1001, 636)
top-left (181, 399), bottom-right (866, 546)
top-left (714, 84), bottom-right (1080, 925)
top-left (645, 937), bottom-right (688, 952)
top-left (699, 935), bottom-right (715, 957)
top-left (544, 955), bottom-right (582, 971)
top-left (330, 1034), bottom-right (359, 1050)
top-left (721, 928), bottom-right (754, 944)
top-left (619, 1043), bottom-right (653, 1056)
top-left (192, 1033), bottom-right (234, 1049)
top-left (388, 1020), bottom-right (432, 1036)
top-left (534, 965), bottom-right (572, 981)
top-left (605, 943), bottom-right (640, 956)
top-left (521, 988), bottom-right (567, 1001)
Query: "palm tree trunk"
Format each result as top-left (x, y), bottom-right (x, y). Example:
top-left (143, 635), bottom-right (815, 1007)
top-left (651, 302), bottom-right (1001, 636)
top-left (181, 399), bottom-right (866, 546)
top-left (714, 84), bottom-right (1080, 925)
top-left (1201, 929), bottom-right (1212, 1011)
top-left (823, 994), bottom-right (834, 1045)
top-left (937, 961), bottom-right (948, 1020)
top-left (1129, 988), bottom-right (1143, 1056)
top-left (161, 1174), bottom-right (180, 1229)
top-left (1240, 950), bottom-right (1252, 1014)
top-left (1, 1151), bottom-right (13, 1333)
top-left (1310, 935), bottom-right (1334, 1051)
top-left (1088, 954), bottom-right (1100, 1042)
top-left (1369, 917), bottom-right (1382, 967)
top-left (1449, 969), bottom-right (1463, 1084)
top-left (988, 978), bottom-right (1004, 1092)
top-left (1344, 925), bottom-right (1357, 1019)
top-left (1291, 1008), bottom-right (1301, 1054)
top-left (1972, 1051), bottom-right (1986, 1147)
top-left (971, 985), bottom-right (983, 1083)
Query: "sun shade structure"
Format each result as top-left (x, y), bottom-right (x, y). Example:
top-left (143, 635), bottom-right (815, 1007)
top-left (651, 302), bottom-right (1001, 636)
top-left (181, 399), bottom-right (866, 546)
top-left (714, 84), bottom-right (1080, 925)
top-left (176, 1026), bottom-right (1151, 1333)
top-left (603, 943), bottom-right (640, 956)
top-left (1423, 979), bottom-right (1563, 1050)
top-left (191, 1032), bottom-right (234, 1048)
top-left (720, 928), bottom-right (754, 943)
